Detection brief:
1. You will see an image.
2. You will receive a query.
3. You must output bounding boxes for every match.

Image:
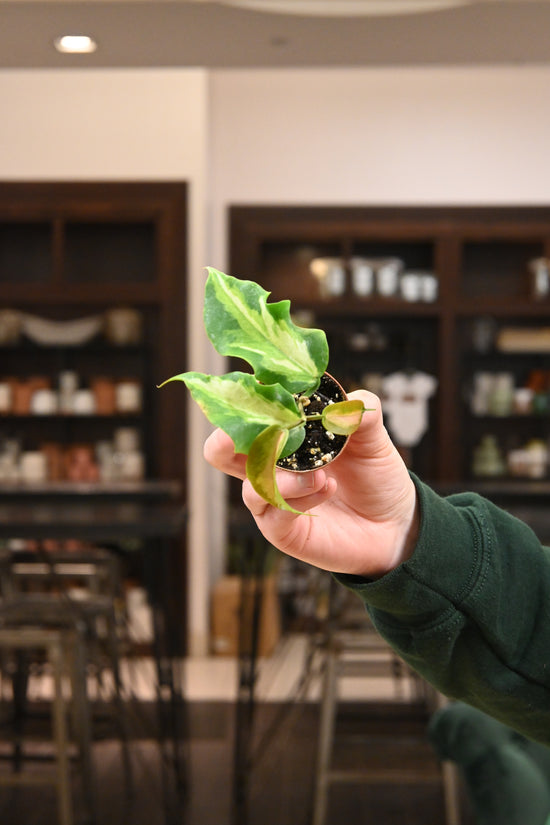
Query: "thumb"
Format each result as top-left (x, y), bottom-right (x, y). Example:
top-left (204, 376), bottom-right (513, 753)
top-left (345, 389), bottom-right (393, 462)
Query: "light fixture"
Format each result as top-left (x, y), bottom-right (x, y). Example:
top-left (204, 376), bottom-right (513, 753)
top-left (54, 35), bottom-right (98, 54)
top-left (216, 0), bottom-right (472, 16)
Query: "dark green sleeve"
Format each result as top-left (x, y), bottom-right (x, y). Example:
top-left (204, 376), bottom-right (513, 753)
top-left (334, 475), bottom-right (550, 744)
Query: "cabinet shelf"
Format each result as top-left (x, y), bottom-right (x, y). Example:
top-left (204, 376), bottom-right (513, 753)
top-left (468, 414), bottom-right (549, 422)
top-left (1, 414), bottom-right (142, 422)
top-left (456, 301), bottom-right (550, 317)
top-left (0, 283), bottom-right (162, 305)
top-left (291, 298), bottom-right (441, 317)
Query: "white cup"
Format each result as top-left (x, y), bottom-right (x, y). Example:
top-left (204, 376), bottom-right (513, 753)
top-left (72, 389), bottom-right (96, 415)
top-left (114, 427), bottom-right (140, 453)
top-left (421, 273), bottom-right (439, 302)
top-left (400, 273), bottom-right (422, 302)
top-left (118, 450), bottom-right (145, 481)
top-left (30, 388), bottom-right (58, 415)
top-left (376, 259), bottom-right (403, 296)
top-left (350, 259), bottom-right (374, 296)
top-left (116, 381), bottom-right (142, 413)
top-left (20, 451), bottom-right (48, 483)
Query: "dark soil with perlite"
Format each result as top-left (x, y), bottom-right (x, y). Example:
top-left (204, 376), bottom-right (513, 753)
top-left (276, 373), bottom-right (349, 472)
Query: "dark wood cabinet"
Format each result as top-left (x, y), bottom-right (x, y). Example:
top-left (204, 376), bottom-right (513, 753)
top-left (0, 182), bottom-right (189, 646)
top-left (230, 205), bottom-right (550, 486)
top-left (0, 181), bottom-right (188, 486)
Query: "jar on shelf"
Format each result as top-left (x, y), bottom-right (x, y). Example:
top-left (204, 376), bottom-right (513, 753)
top-left (471, 372), bottom-right (494, 416)
top-left (375, 258), bottom-right (403, 297)
top-left (524, 439), bottom-right (548, 478)
top-left (472, 435), bottom-right (506, 477)
top-left (487, 373), bottom-right (514, 416)
top-left (104, 308), bottom-right (143, 346)
top-left (115, 380), bottom-right (142, 414)
top-left (513, 387), bottom-right (534, 415)
top-left (349, 258), bottom-right (374, 297)
top-left (528, 257), bottom-right (550, 301)
top-left (91, 378), bottom-right (116, 415)
top-left (20, 451), bottom-right (48, 483)
top-left (309, 257), bottom-right (346, 298)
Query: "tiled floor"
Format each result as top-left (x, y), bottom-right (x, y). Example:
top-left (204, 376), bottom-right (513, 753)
top-left (10, 631), bottom-right (420, 705)
top-left (0, 634), bottom-right (459, 825)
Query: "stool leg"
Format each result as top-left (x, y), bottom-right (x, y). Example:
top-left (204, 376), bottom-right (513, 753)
top-left (106, 605), bottom-right (133, 798)
top-left (50, 639), bottom-right (74, 825)
top-left (69, 628), bottom-right (97, 825)
top-left (312, 648), bottom-right (338, 825)
top-left (12, 650), bottom-right (29, 772)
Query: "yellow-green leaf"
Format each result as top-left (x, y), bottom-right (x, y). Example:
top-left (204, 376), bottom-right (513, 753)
top-left (322, 399), bottom-right (367, 436)
top-left (246, 426), bottom-right (304, 514)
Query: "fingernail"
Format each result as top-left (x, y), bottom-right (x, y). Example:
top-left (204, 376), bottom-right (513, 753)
top-left (298, 471), bottom-right (316, 489)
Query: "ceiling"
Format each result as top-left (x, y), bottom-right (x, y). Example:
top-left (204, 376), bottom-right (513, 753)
top-left (1, 0), bottom-right (550, 70)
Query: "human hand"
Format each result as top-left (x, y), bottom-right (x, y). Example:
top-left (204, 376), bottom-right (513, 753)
top-left (204, 390), bottom-right (419, 579)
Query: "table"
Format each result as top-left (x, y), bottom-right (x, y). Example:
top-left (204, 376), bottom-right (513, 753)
top-left (0, 480), bottom-right (188, 823)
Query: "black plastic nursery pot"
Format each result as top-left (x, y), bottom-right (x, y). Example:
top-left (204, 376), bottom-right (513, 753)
top-left (276, 372), bottom-right (350, 473)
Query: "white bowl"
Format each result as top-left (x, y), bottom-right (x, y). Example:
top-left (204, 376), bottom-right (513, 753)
top-left (21, 313), bottom-right (103, 346)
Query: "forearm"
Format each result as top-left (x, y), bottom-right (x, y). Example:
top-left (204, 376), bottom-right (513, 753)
top-left (335, 476), bottom-right (550, 744)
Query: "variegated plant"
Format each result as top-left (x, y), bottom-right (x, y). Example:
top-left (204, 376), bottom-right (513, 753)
top-left (160, 268), bottom-right (366, 513)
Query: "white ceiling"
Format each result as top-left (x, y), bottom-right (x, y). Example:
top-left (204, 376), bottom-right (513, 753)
top-left (1, 0), bottom-right (550, 69)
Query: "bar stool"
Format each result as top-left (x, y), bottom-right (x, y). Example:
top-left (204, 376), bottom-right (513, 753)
top-left (0, 623), bottom-right (90, 825)
top-left (0, 550), bottom-right (133, 819)
top-left (311, 582), bottom-right (447, 825)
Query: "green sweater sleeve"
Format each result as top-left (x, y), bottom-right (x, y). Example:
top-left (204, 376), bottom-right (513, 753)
top-left (334, 475), bottom-right (550, 744)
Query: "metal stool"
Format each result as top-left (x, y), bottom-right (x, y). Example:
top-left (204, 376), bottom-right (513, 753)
top-left (0, 623), bottom-right (90, 825)
top-left (0, 550), bottom-right (133, 816)
top-left (311, 581), bottom-right (449, 825)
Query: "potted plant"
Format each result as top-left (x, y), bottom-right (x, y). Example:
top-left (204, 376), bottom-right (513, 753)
top-left (159, 268), bottom-right (368, 513)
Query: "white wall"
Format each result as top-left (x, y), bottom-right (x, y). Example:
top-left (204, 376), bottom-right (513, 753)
top-left (2, 64), bottom-right (550, 654)
top-left (209, 65), bottom-right (550, 258)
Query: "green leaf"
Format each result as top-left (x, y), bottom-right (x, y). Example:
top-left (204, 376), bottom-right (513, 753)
top-left (159, 370), bottom-right (303, 455)
top-left (322, 399), bottom-right (367, 436)
top-left (204, 267), bottom-right (328, 395)
top-left (279, 423), bottom-right (306, 459)
top-left (246, 426), bottom-right (304, 514)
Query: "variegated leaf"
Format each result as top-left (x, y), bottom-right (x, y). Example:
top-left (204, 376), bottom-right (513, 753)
top-left (321, 399), bottom-right (366, 435)
top-left (246, 426), bottom-right (304, 514)
top-left (159, 370), bottom-right (304, 455)
top-left (204, 267), bottom-right (328, 395)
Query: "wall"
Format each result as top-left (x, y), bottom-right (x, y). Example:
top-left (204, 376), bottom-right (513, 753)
top-left (209, 66), bottom-right (550, 216)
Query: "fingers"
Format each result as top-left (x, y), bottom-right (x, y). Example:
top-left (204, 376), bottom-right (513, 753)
top-left (243, 468), bottom-right (335, 518)
top-left (203, 428), bottom-right (247, 480)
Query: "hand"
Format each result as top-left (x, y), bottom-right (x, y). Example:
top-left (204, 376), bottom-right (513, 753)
top-left (204, 390), bottom-right (419, 579)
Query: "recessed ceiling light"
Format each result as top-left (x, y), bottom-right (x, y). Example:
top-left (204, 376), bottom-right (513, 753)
top-left (54, 35), bottom-right (98, 54)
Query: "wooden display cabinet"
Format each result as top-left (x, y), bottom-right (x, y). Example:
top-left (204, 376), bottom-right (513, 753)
top-left (0, 182), bottom-right (189, 646)
top-left (0, 182), bottom-right (187, 485)
top-left (230, 205), bottom-right (550, 487)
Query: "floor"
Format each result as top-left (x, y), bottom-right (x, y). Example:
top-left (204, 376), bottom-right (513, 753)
top-left (0, 635), bottom-right (471, 825)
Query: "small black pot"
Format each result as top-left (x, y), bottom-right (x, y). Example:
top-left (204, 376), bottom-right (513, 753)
top-left (276, 373), bottom-right (350, 473)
